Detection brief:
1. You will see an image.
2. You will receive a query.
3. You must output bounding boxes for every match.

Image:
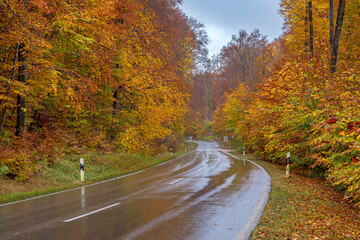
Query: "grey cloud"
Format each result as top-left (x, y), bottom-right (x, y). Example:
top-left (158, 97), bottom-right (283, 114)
top-left (181, 0), bottom-right (283, 55)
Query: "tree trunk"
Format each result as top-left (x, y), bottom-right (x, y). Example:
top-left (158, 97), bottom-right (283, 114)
top-left (15, 0), bottom-right (29, 137)
top-left (305, 1), bottom-right (309, 52)
top-left (113, 63), bottom-right (121, 117)
top-left (329, 0), bottom-right (334, 46)
top-left (330, 0), bottom-right (346, 73)
top-left (309, 1), bottom-right (314, 55)
top-left (0, 44), bottom-right (20, 134)
top-left (0, 108), bottom-right (7, 135)
top-left (15, 43), bottom-right (27, 137)
top-left (28, 110), bottom-right (39, 131)
top-left (207, 80), bottom-right (212, 121)
top-left (113, 88), bottom-right (118, 116)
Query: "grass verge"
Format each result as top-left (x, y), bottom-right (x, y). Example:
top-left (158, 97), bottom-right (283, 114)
top-left (237, 154), bottom-right (360, 240)
top-left (0, 142), bottom-right (197, 204)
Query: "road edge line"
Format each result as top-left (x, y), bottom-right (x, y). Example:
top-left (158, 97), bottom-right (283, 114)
top-left (220, 151), bottom-right (272, 240)
top-left (0, 150), bottom-right (197, 207)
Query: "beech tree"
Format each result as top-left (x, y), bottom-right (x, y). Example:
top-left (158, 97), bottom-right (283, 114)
top-left (213, 0), bottom-right (360, 206)
top-left (330, 0), bottom-right (346, 73)
top-left (211, 29), bottom-right (268, 108)
top-left (0, 0), bottom-right (198, 179)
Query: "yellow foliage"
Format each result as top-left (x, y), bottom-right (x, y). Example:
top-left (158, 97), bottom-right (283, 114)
top-left (213, 0), bottom-right (360, 205)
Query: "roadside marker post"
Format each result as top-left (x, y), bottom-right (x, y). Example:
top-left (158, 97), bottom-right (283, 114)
top-left (80, 158), bottom-right (85, 182)
top-left (286, 152), bottom-right (290, 178)
top-left (243, 146), bottom-right (246, 166)
top-left (170, 148), bottom-right (173, 156)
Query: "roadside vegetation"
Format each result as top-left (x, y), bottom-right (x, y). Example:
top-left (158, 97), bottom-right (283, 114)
top-left (237, 153), bottom-right (360, 239)
top-left (0, 0), bottom-right (209, 182)
top-left (0, 142), bottom-right (197, 204)
top-left (2, 0), bottom-right (360, 230)
top-left (211, 0), bottom-right (360, 207)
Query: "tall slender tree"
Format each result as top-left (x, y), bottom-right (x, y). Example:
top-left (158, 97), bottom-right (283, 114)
top-left (15, 0), bottom-right (29, 137)
top-left (330, 0), bottom-right (346, 73)
top-left (329, 0), bottom-right (334, 45)
top-left (308, 1), bottom-right (314, 55)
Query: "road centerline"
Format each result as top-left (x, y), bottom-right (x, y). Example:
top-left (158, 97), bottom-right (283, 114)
top-left (63, 202), bottom-right (121, 223)
top-left (169, 178), bottom-right (184, 185)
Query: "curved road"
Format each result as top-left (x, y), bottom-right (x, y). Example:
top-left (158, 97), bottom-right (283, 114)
top-left (0, 141), bottom-right (270, 240)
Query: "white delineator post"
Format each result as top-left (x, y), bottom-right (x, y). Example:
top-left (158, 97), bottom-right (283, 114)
top-left (80, 158), bottom-right (85, 182)
top-left (243, 146), bottom-right (246, 166)
top-left (286, 152), bottom-right (290, 178)
top-left (170, 148), bottom-right (173, 156)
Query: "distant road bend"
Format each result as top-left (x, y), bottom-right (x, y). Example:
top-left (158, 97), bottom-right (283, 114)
top-left (0, 141), bottom-right (271, 240)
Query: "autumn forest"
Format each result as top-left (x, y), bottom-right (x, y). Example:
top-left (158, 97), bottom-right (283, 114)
top-left (1, 0), bottom-right (360, 207)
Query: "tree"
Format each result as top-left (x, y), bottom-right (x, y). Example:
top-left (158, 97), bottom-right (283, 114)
top-left (213, 0), bottom-right (360, 206)
top-left (211, 29), bottom-right (268, 110)
top-left (329, 0), bottom-right (334, 45)
top-left (308, 1), bottom-right (314, 55)
top-left (330, 0), bottom-right (346, 73)
top-left (15, 42), bottom-right (27, 137)
top-left (0, 0), bottom-right (198, 179)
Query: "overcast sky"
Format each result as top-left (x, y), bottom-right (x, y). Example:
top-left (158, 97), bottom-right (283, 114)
top-left (180, 0), bottom-right (284, 57)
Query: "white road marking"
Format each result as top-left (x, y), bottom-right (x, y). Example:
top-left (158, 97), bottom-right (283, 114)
top-left (64, 203), bottom-right (121, 222)
top-left (197, 167), bottom-right (203, 171)
top-left (1, 151), bottom-right (196, 207)
top-left (169, 178), bottom-right (184, 185)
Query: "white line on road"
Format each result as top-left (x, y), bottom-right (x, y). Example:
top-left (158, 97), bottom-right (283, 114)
top-left (197, 167), bottom-right (203, 171)
top-left (169, 178), bottom-right (184, 185)
top-left (64, 203), bottom-right (121, 222)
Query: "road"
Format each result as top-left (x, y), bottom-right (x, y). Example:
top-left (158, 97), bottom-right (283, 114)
top-left (0, 141), bottom-right (270, 240)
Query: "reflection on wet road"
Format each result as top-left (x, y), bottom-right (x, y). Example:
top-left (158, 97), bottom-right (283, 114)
top-left (0, 141), bottom-right (270, 240)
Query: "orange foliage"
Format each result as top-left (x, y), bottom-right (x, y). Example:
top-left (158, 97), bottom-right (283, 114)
top-left (0, 0), bottom-right (197, 179)
top-left (212, 0), bottom-right (360, 206)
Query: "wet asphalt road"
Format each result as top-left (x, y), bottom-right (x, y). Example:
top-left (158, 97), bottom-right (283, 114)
top-left (0, 141), bottom-right (270, 240)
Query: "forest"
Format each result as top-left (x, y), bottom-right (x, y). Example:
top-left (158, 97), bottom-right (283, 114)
top-left (209, 0), bottom-right (360, 207)
top-left (1, 0), bottom-right (360, 208)
top-left (0, 0), bottom-right (208, 180)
